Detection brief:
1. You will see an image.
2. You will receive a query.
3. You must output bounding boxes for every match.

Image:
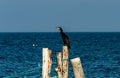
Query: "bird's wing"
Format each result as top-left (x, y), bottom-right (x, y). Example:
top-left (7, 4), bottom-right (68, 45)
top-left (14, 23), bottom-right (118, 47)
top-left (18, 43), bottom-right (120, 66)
top-left (62, 33), bottom-right (70, 44)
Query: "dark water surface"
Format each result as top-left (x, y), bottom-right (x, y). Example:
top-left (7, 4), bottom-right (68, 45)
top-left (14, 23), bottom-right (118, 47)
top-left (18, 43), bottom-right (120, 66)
top-left (0, 32), bottom-right (120, 78)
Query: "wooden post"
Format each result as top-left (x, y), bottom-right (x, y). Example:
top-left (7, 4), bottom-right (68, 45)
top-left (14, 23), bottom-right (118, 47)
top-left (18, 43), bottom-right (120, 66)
top-left (55, 52), bottom-right (62, 78)
top-left (70, 58), bottom-right (84, 78)
top-left (42, 48), bottom-right (49, 78)
top-left (62, 46), bottom-right (68, 78)
top-left (48, 50), bottom-right (52, 78)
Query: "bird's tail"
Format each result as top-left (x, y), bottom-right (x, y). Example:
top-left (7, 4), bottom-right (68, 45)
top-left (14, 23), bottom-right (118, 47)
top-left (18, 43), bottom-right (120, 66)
top-left (67, 44), bottom-right (71, 49)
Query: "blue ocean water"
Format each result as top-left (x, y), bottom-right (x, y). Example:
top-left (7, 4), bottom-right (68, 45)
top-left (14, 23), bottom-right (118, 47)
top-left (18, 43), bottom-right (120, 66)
top-left (0, 32), bottom-right (120, 78)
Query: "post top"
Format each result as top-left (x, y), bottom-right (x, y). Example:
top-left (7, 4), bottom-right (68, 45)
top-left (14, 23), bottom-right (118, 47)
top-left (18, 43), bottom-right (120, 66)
top-left (71, 57), bottom-right (80, 62)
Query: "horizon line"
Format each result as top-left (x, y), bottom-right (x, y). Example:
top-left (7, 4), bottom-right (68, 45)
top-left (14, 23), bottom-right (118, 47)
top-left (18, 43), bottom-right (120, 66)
top-left (0, 31), bottom-right (120, 33)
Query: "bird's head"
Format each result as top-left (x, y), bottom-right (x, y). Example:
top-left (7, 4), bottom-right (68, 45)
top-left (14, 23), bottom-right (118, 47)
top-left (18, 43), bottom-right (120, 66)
top-left (57, 27), bottom-right (62, 31)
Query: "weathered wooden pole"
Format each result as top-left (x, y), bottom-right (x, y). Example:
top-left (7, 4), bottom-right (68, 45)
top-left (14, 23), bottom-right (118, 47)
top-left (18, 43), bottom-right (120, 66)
top-left (62, 46), bottom-right (68, 78)
top-left (55, 52), bottom-right (63, 78)
top-left (48, 50), bottom-right (52, 78)
top-left (42, 48), bottom-right (49, 78)
top-left (71, 57), bottom-right (84, 78)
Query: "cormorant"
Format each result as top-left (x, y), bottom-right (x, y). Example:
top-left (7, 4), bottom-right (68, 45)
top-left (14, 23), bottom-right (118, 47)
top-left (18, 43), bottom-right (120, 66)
top-left (57, 27), bottom-right (71, 49)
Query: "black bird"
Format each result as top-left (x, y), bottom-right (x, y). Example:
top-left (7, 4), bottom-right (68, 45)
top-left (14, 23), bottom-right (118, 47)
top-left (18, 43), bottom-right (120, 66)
top-left (57, 27), bottom-right (71, 49)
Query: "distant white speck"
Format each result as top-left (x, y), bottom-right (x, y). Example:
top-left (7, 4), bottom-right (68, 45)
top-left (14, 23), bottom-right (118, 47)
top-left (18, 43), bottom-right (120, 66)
top-left (33, 44), bottom-right (35, 46)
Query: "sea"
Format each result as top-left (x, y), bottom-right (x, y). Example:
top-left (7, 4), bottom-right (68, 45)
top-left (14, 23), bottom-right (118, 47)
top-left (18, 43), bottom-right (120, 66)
top-left (0, 32), bottom-right (120, 78)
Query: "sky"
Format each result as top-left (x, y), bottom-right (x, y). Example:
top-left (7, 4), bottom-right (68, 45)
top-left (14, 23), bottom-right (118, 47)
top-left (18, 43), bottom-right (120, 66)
top-left (0, 0), bottom-right (120, 32)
